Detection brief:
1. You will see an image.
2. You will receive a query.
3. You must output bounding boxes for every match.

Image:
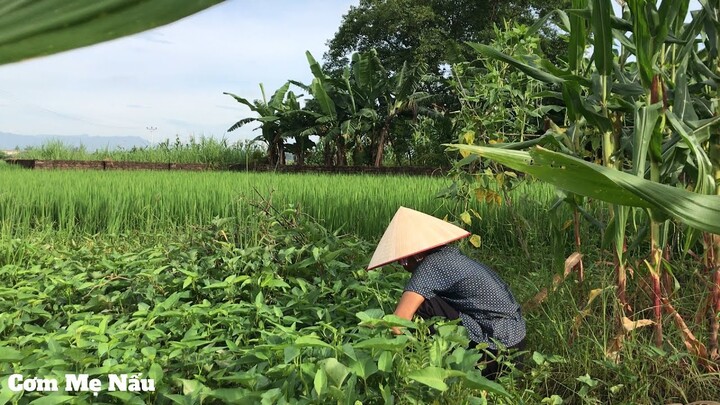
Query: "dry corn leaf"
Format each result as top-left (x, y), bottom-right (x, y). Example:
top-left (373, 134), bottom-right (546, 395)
top-left (568, 288), bottom-right (608, 345)
top-left (571, 289), bottom-right (604, 330)
top-left (524, 253), bottom-right (583, 312)
top-left (621, 317), bottom-right (655, 332)
top-left (606, 333), bottom-right (625, 363)
top-left (586, 289), bottom-right (604, 305)
top-left (523, 274), bottom-right (562, 312)
top-left (662, 298), bottom-right (713, 370)
top-left (564, 252), bottom-right (583, 277)
top-left (643, 258), bottom-right (660, 277)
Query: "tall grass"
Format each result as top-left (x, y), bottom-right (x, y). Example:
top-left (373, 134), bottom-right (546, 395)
top-left (12, 137), bottom-right (265, 165)
top-left (0, 167), bottom-right (567, 249)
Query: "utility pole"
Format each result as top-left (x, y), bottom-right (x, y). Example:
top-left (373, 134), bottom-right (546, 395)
top-left (146, 126), bottom-right (157, 145)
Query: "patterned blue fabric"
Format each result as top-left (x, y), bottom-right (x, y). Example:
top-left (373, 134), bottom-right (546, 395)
top-left (404, 246), bottom-right (526, 349)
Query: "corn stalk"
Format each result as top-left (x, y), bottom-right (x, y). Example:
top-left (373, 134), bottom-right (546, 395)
top-left (711, 102), bottom-right (720, 361)
top-left (592, 0), bottom-right (633, 316)
top-left (698, 0), bottom-right (720, 361)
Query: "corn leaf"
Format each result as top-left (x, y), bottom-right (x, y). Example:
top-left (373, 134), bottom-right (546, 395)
top-left (446, 144), bottom-right (720, 234)
top-left (528, 9), bottom-right (572, 35)
top-left (632, 102), bottom-right (663, 177)
top-left (562, 82), bottom-right (613, 133)
top-left (657, 0), bottom-right (689, 53)
top-left (665, 110), bottom-right (716, 195)
top-left (673, 58), bottom-right (699, 122)
top-left (0, 0), bottom-right (222, 65)
top-left (568, 0), bottom-right (588, 73)
top-left (566, 8), bottom-right (633, 30)
top-left (467, 43), bottom-right (566, 85)
top-left (590, 0), bottom-right (613, 76)
top-left (628, 0), bottom-right (655, 87)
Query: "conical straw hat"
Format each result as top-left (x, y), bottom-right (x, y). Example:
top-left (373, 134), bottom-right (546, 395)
top-left (367, 207), bottom-right (470, 270)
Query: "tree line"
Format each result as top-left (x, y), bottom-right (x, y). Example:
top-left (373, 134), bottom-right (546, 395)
top-left (224, 0), bottom-right (569, 167)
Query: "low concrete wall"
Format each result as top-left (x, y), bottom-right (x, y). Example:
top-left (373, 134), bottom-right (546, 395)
top-left (5, 159), bottom-right (447, 176)
top-left (228, 164), bottom-right (447, 176)
top-left (5, 159), bottom-right (214, 171)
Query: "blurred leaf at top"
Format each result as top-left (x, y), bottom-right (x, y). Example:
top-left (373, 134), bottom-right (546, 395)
top-left (0, 0), bottom-right (224, 65)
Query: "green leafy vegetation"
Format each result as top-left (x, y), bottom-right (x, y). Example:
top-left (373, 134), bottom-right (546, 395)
top-left (1, 198), bottom-right (717, 403)
top-left (323, 0), bottom-right (570, 73)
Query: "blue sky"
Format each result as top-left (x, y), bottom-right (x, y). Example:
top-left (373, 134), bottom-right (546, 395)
top-left (0, 1), bottom-right (702, 145)
top-left (0, 1), bottom-right (357, 144)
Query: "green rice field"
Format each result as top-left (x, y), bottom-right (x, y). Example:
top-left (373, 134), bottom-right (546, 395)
top-left (0, 164), bottom-right (562, 248)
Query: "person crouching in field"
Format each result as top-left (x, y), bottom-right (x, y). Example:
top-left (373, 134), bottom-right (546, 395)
top-left (367, 207), bottom-right (526, 379)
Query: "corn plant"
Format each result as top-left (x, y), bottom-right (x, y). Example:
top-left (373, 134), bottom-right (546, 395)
top-left (451, 0), bottom-right (720, 366)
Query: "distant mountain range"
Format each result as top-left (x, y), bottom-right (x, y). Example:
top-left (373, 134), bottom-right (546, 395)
top-left (0, 132), bottom-right (150, 151)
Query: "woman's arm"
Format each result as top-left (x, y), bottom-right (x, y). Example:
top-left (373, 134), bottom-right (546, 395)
top-left (391, 291), bottom-right (425, 335)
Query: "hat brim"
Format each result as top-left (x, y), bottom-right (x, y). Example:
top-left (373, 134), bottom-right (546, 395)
top-left (366, 232), bottom-right (470, 270)
top-left (366, 206), bottom-right (471, 270)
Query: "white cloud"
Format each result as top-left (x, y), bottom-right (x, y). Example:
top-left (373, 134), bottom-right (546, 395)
top-left (0, 0), bottom-right (355, 143)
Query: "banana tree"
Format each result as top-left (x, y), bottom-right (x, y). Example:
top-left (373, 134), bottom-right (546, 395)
top-left (348, 50), bottom-right (429, 166)
top-left (293, 51), bottom-right (375, 166)
top-left (291, 52), bottom-right (356, 166)
top-left (224, 83), bottom-right (293, 167)
top-left (280, 94), bottom-right (318, 166)
top-left (294, 50), bottom-right (429, 167)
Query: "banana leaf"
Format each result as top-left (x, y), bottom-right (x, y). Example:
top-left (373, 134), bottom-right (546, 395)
top-left (0, 0), bottom-right (223, 65)
top-left (446, 144), bottom-right (720, 234)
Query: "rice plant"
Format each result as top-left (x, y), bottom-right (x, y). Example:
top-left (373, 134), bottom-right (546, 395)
top-left (0, 169), bottom-right (561, 249)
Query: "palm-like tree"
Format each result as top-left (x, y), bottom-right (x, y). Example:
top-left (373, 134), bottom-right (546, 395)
top-left (348, 51), bottom-right (429, 166)
top-left (278, 92), bottom-right (317, 166)
top-left (224, 83), bottom-right (292, 167)
top-left (296, 50), bottom-right (427, 166)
